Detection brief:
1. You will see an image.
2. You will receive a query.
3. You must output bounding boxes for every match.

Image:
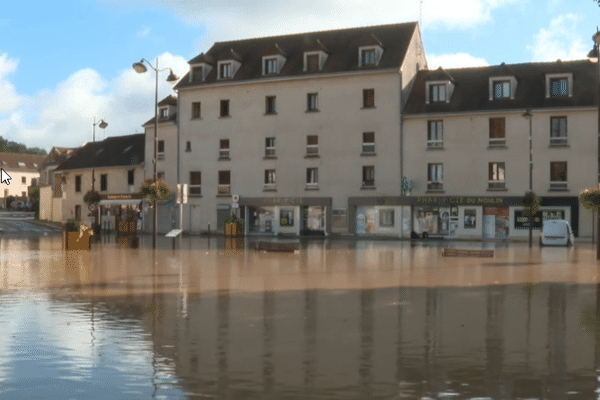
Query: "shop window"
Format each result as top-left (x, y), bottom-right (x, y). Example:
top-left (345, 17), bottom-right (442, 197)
top-left (75, 175), bottom-right (81, 192)
top-left (362, 132), bottom-right (375, 154)
top-left (427, 163), bottom-right (443, 190)
top-left (489, 117), bottom-right (506, 146)
top-left (280, 209), bottom-right (294, 227)
top-left (464, 209), bottom-right (477, 229)
top-left (379, 209), bottom-right (395, 227)
top-left (550, 117), bottom-right (567, 145)
top-left (218, 170), bottom-right (231, 195)
top-left (550, 161), bottom-right (567, 189)
top-left (190, 171), bottom-right (201, 195)
top-left (427, 121), bottom-right (443, 148)
top-left (219, 139), bottom-right (230, 159)
top-left (265, 137), bottom-right (276, 157)
top-left (488, 162), bottom-right (505, 189)
top-left (332, 208), bottom-right (347, 229)
top-left (362, 166), bottom-right (375, 187)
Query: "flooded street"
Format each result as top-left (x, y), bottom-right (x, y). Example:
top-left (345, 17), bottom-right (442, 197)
top-left (1, 235), bottom-right (600, 398)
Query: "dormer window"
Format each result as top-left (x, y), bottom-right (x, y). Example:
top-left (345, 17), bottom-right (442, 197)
top-left (219, 62), bottom-right (232, 79)
top-left (358, 45), bottom-right (383, 67)
top-left (493, 81), bottom-right (510, 98)
top-left (264, 58), bottom-right (278, 74)
top-left (362, 49), bottom-right (376, 65)
top-left (306, 54), bottom-right (319, 72)
top-left (430, 84), bottom-right (446, 102)
top-left (160, 108), bottom-right (168, 118)
top-left (18, 162), bottom-right (25, 167)
top-left (545, 73), bottom-right (573, 98)
top-left (550, 77), bottom-right (568, 97)
top-left (191, 66), bottom-right (203, 82)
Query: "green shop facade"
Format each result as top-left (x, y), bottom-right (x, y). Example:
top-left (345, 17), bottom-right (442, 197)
top-left (348, 195), bottom-right (579, 239)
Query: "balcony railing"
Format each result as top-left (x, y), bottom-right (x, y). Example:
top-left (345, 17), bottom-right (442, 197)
top-left (488, 181), bottom-right (505, 189)
top-left (427, 181), bottom-right (443, 190)
top-left (427, 140), bottom-right (443, 148)
top-left (550, 181), bottom-right (568, 190)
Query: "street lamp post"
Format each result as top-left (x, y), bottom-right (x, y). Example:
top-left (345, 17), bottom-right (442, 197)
top-left (588, 28), bottom-right (600, 258)
top-left (523, 109), bottom-right (534, 247)
top-left (132, 58), bottom-right (179, 250)
top-left (91, 117), bottom-right (107, 233)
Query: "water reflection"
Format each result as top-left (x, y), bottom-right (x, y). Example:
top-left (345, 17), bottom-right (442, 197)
top-left (0, 236), bottom-right (598, 398)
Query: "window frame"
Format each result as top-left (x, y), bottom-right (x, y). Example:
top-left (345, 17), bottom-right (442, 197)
top-left (430, 84), bottom-right (447, 103)
top-left (550, 161), bottom-right (568, 189)
top-left (427, 120), bottom-right (443, 148)
top-left (362, 88), bottom-right (375, 108)
top-left (219, 62), bottom-right (232, 79)
top-left (100, 174), bottom-right (108, 192)
top-left (427, 163), bottom-right (443, 190)
top-left (488, 162), bottom-right (506, 189)
top-left (362, 132), bottom-right (375, 154)
top-left (305, 54), bottom-right (319, 72)
top-left (549, 77), bottom-right (568, 98)
top-left (361, 48), bottom-right (377, 66)
top-left (550, 116), bottom-right (567, 145)
top-left (264, 169), bottom-right (276, 188)
top-left (265, 137), bottom-right (276, 157)
top-left (307, 93), bottom-right (319, 111)
top-left (493, 80), bottom-right (510, 99)
top-left (219, 139), bottom-right (230, 159)
top-left (265, 96), bottom-right (277, 114)
top-left (191, 66), bottom-right (203, 82)
top-left (362, 165), bottom-right (375, 187)
top-left (306, 167), bottom-right (319, 187)
top-left (264, 57), bottom-right (279, 75)
top-left (189, 171), bottom-right (201, 196)
top-left (489, 117), bottom-right (506, 146)
top-left (192, 102), bottom-right (201, 119)
top-left (159, 108), bottom-right (168, 118)
top-left (306, 135), bottom-right (319, 155)
top-left (220, 99), bottom-right (230, 117)
top-left (75, 175), bottom-right (81, 192)
top-left (128, 169), bottom-right (135, 185)
top-left (218, 170), bottom-right (231, 195)
top-left (157, 140), bottom-right (165, 160)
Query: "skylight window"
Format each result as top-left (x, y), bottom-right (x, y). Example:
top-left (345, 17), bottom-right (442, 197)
top-left (33, 163), bottom-right (38, 168)
top-left (123, 146), bottom-right (133, 153)
top-left (18, 162), bottom-right (25, 167)
top-left (95, 148), bottom-right (104, 156)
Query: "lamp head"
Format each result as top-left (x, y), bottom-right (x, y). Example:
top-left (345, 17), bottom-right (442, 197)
top-left (132, 60), bottom-right (148, 73)
top-left (522, 109), bottom-right (533, 119)
top-left (98, 120), bottom-right (108, 129)
top-left (593, 29), bottom-right (600, 46)
top-left (166, 69), bottom-right (179, 83)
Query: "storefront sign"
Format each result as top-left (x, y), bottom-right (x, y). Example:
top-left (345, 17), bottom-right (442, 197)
top-left (514, 210), bottom-right (564, 229)
top-left (103, 194), bottom-right (142, 200)
top-left (416, 196), bottom-right (504, 206)
top-left (262, 197), bottom-right (303, 205)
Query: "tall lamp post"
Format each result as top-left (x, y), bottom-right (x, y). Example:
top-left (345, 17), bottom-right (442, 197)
top-left (588, 28), bottom-right (600, 257)
top-left (132, 58), bottom-right (179, 250)
top-left (92, 117), bottom-right (107, 233)
top-left (522, 109), bottom-right (534, 247)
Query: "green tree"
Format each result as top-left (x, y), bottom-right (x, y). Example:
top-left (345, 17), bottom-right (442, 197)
top-left (522, 191), bottom-right (541, 248)
top-left (30, 186), bottom-right (40, 219)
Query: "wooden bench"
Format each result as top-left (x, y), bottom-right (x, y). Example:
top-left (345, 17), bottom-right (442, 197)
top-left (257, 241), bottom-right (299, 253)
top-left (442, 248), bottom-right (494, 258)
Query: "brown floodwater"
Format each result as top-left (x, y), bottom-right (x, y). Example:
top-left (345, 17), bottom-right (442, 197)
top-left (0, 235), bottom-right (600, 398)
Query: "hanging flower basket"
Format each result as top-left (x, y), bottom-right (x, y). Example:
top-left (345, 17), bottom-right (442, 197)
top-left (579, 189), bottom-right (600, 212)
top-left (83, 190), bottom-right (101, 205)
top-left (140, 179), bottom-right (171, 204)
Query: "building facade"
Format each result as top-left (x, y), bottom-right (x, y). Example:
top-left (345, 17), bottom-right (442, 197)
top-left (174, 22), bottom-right (427, 235)
top-left (401, 60), bottom-right (598, 239)
top-left (0, 152), bottom-right (45, 208)
top-left (54, 134), bottom-right (145, 230)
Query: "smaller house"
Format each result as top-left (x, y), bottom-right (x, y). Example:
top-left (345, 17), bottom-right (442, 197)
top-left (54, 134), bottom-right (145, 231)
top-left (39, 147), bottom-right (77, 221)
top-left (0, 152), bottom-right (45, 208)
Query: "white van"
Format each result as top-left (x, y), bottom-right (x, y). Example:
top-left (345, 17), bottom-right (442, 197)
top-left (540, 220), bottom-right (574, 246)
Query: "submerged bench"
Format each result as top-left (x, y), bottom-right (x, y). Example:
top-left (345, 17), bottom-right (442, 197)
top-left (257, 241), bottom-right (299, 253)
top-left (442, 248), bottom-right (494, 258)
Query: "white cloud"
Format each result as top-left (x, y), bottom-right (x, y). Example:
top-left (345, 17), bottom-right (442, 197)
top-left (0, 53), bottom-right (21, 114)
top-left (103, 0), bottom-right (518, 52)
top-left (427, 53), bottom-right (489, 69)
top-left (0, 52), bottom-right (189, 151)
top-left (137, 26), bottom-right (151, 40)
top-left (528, 14), bottom-right (588, 62)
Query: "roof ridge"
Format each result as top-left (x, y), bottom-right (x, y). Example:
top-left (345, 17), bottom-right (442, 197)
top-left (211, 21), bottom-right (417, 46)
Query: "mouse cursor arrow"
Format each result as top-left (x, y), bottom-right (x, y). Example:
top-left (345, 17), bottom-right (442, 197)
top-left (1, 169), bottom-right (11, 185)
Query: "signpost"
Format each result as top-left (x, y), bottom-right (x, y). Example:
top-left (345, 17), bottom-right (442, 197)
top-left (176, 184), bottom-right (188, 234)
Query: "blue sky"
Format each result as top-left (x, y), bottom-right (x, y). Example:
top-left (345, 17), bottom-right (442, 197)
top-left (0, 0), bottom-right (598, 151)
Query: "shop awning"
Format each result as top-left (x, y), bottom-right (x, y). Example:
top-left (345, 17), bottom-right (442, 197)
top-left (99, 199), bottom-right (142, 206)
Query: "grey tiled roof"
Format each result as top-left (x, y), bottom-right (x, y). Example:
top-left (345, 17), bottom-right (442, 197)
top-left (403, 60), bottom-right (598, 115)
top-left (55, 134), bottom-right (144, 171)
top-left (175, 22), bottom-right (419, 89)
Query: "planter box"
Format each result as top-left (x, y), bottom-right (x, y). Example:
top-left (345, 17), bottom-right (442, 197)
top-left (117, 220), bottom-right (137, 236)
top-left (224, 223), bottom-right (243, 237)
top-left (62, 231), bottom-right (92, 251)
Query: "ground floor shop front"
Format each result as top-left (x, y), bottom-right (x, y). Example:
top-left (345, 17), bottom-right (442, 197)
top-left (349, 195), bottom-right (582, 239)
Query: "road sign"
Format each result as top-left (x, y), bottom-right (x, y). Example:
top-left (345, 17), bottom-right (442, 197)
top-left (176, 184), bottom-right (189, 204)
top-left (182, 184), bottom-right (188, 204)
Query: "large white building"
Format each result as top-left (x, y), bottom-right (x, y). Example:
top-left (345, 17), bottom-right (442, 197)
top-left (173, 22), bottom-right (427, 235)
